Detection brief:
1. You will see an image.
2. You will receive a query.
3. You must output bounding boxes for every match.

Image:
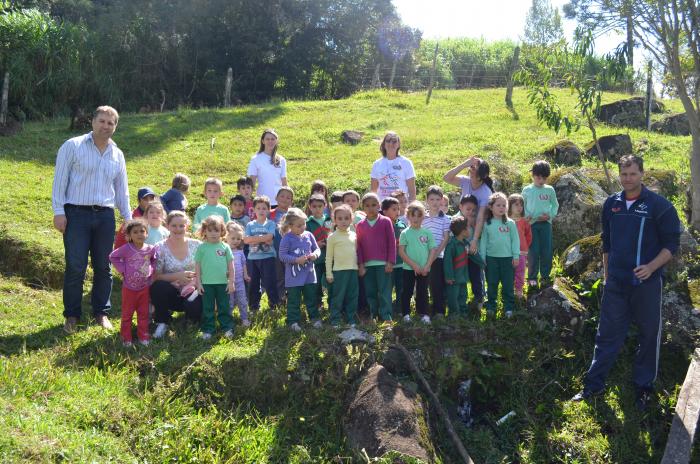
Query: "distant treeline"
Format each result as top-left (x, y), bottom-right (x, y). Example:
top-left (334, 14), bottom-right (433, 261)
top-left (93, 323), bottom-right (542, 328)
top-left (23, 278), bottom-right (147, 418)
top-left (0, 1), bottom-right (633, 120)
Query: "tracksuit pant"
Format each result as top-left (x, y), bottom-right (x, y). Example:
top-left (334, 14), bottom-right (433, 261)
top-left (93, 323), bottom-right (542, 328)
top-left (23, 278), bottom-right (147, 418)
top-left (364, 264), bottom-right (393, 321)
top-left (121, 286), bottom-right (150, 343)
top-left (287, 283), bottom-right (319, 325)
top-left (429, 258), bottom-right (446, 316)
top-left (248, 257), bottom-right (279, 310)
top-left (402, 270), bottom-right (429, 317)
top-left (446, 283), bottom-right (469, 317)
top-left (528, 221), bottom-right (553, 282)
top-left (485, 256), bottom-right (515, 314)
top-left (201, 284), bottom-right (234, 334)
top-left (329, 270), bottom-right (359, 325)
top-left (584, 276), bottom-right (663, 392)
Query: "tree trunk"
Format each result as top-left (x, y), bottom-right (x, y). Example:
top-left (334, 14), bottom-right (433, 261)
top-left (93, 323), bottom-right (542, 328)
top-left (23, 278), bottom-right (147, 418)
top-left (626, 8), bottom-right (634, 86)
top-left (0, 71), bottom-right (8, 126)
top-left (587, 114), bottom-right (613, 190)
top-left (691, 132), bottom-right (700, 231)
top-left (224, 67), bottom-right (233, 107)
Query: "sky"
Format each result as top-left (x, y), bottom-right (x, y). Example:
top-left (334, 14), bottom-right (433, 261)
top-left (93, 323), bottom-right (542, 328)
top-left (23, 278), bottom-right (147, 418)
top-left (392, 0), bottom-right (633, 65)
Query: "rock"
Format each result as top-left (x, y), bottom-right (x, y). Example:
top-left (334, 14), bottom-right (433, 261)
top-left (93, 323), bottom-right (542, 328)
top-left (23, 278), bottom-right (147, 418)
top-left (651, 113), bottom-right (690, 136)
top-left (584, 134), bottom-right (633, 163)
top-left (663, 281), bottom-right (700, 343)
top-left (341, 130), bottom-right (364, 145)
top-left (527, 278), bottom-right (588, 333)
top-left (345, 364), bottom-right (434, 462)
top-left (644, 169), bottom-right (679, 199)
top-left (447, 191), bottom-right (461, 211)
top-left (666, 228), bottom-right (700, 281)
top-left (552, 169), bottom-right (609, 251)
top-left (542, 140), bottom-right (583, 166)
top-left (338, 327), bottom-right (376, 345)
top-left (598, 97), bottom-right (664, 128)
top-left (561, 235), bottom-right (603, 287)
top-left (0, 119), bottom-right (22, 137)
top-left (381, 346), bottom-right (411, 376)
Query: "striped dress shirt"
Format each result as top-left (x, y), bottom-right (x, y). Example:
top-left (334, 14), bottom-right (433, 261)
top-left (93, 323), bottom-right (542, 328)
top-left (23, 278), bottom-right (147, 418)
top-left (51, 132), bottom-right (131, 219)
top-left (422, 211), bottom-right (451, 258)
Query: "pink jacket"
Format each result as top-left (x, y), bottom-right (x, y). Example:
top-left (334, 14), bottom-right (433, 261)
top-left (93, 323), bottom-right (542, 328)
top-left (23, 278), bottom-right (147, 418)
top-left (109, 243), bottom-right (157, 291)
top-left (356, 215), bottom-right (396, 265)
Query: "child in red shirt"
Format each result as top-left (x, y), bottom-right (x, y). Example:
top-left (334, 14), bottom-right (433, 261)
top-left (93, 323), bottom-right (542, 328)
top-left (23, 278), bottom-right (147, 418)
top-left (508, 194), bottom-right (532, 299)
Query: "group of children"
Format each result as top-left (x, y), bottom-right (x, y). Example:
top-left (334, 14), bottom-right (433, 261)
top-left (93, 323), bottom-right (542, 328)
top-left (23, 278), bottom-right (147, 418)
top-left (109, 159), bottom-right (559, 344)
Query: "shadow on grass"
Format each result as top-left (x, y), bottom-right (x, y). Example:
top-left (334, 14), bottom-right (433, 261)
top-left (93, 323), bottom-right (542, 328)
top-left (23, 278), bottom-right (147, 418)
top-left (1, 104), bottom-right (287, 165)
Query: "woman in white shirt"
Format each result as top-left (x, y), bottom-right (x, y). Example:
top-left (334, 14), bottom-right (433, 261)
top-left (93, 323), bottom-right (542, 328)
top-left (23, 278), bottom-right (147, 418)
top-left (246, 128), bottom-right (288, 207)
top-left (370, 131), bottom-right (416, 202)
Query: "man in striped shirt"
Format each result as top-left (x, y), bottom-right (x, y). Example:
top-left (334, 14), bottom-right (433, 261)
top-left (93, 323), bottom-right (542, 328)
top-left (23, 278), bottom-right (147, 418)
top-left (52, 106), bottom-right (131, 333)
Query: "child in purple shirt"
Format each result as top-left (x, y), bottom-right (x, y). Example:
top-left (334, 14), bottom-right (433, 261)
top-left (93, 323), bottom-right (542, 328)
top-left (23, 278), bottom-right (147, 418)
top-left (109, 219), bottom-right (157, 346)
top-left (226, 221), bottom-right (251, 327)
top-left (278, 208), bottom-right (321, 331)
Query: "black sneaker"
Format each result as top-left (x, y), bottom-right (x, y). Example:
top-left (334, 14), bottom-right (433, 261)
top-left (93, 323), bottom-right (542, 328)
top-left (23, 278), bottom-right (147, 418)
top-left (635, 388), bottom-right (653, 412)
top-left (571, 388), bottom-right (604, 402)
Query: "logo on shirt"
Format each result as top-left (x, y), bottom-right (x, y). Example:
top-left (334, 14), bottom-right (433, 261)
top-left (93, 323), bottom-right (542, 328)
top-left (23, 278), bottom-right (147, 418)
top-left (498, 226), bottom-right (510, 233)
top-left (216, 249), bottom-right (226, 256)
top-left (538, 194), bottom-right (550, 201)
top-left (611, 207), bottom-right (621, 213)
top-left (392, 164), bottom-right (403, 171)
top-left (419, 235), bottom-right (428, 244)
top-left (634, 202), bottom-right (648, 215)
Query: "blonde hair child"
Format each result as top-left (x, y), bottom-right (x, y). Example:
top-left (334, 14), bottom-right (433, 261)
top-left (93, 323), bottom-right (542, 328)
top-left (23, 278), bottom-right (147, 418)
top-left (325, 205), bottom-right (359, 327)
top-left (226, 221), bottom-right (251, 327)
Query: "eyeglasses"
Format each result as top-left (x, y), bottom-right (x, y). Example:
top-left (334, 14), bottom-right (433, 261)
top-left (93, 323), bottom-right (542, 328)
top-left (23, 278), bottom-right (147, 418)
top-left (385, 138), bottom-right (398, 144)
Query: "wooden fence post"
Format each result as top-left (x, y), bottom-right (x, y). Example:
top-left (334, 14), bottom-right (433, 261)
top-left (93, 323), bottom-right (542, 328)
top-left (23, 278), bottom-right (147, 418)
top-left (426, 43), bottom-right (439, 105)
top-left (0, 71), bottom-right (9, 126)
top-left (224, 67), bottom-right (233, 107)
top-left (505, 46), bottom-right (520, 110)
top-left (646, 61), bottom-right (653, 131)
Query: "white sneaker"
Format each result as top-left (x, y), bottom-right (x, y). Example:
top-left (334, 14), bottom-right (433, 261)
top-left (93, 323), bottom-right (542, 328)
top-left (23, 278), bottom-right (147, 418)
top-left (223, 330), bottom-right (234, 339)
top-left (138, 339), bottom-right (150, 347)
top-left (241, 319), bottom-right (251, 327)
top-left (505, 311), bottom-right (513, 318)
top-left (122, 341), bottom-right (133, 348)
top-left (421, 315), bottom-right (431, 325)
top-left (290, 322), bottom-right (302, 332)
top-left (201, 332), bottom-right (212, 340)
top-left (153, 323), bottom-right (168, 339)
top-left (403, 314), bottom-right (411, 323)
top-left (312, 320), bottom-right (322, 329)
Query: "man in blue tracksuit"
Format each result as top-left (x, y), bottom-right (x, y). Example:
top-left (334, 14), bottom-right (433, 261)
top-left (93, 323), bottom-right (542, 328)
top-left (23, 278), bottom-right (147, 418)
top-left (572, 155), bottom-right (681, 411)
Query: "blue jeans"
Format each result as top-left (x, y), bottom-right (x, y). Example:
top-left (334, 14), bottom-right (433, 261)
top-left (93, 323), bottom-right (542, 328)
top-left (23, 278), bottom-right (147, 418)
top-left (247, 257), bottom-right (279, 310)
top-left (62, 205), bottom-right (115, 319)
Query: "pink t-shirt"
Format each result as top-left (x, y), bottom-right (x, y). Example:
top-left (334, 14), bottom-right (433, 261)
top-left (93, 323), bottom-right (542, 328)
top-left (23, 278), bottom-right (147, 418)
top-left (109, 243), bottom-right (157, 291)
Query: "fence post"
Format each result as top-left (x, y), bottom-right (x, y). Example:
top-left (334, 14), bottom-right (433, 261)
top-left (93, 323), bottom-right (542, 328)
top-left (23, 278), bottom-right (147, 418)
top-left (224, 67), bottom-right (233, 107)
top-left (389, 59), bottom-right (397, 90)
top-left (0, 71), bottom-right (9, 126)
top-left (646, 61), bottom-right (653, 131)
top-left (426, 43), bottom-right (439, 105)
top-left (505, 46), bottom-right (520, 110)
top-left (371, 63), bottom-right (381, 89)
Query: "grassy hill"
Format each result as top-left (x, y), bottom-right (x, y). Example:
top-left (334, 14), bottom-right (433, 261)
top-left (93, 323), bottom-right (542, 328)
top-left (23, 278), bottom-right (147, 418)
top-left (0, 88), bottom-right (696, 463)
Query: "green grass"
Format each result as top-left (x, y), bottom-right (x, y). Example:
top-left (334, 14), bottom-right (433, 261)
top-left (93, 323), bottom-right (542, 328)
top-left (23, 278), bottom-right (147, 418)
top-left (0, 88), bottom-right (696, 462)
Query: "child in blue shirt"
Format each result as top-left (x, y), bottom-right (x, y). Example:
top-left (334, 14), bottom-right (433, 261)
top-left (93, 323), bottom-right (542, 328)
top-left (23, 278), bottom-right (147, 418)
top-left (244, 195), bottom-right (279, 311)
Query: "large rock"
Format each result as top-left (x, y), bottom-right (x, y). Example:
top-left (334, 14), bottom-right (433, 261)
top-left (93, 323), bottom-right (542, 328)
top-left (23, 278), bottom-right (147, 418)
top-left (542, 140), bottom-right (583, 166)
top-left (341, 130), bottom-right (364, 145)
top-left (644, 169), bottom-right (679, 199)
top-left (663, 281), bottom-right (700, 343)
top-left (527, 278), bottom-right (588, 333)
top-left (552, 170), bottom-right (608, 251)
top-left (666, 228), bottom-right (700, 282)
top-left (651, 113), bottom-right (691, 136)
top-left (345, 364), bottom-right (434, 462)
top-left (598, 97), bottom-right (664, 128)
top-left (561, 235), bottom-right (603, 287)
top-left (584, 134), bottom-right (633, 163)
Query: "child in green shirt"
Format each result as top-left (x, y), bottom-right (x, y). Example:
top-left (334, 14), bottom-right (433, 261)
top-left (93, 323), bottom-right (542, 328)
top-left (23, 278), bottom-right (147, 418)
top-left (398, 201), bottom-right (437, 324)
top-left (444, 216), bottom-right (471, 317)
top-left (479, 192), bottom-right (520, 318)
top-left (193, 178), bottom-right (231, 232)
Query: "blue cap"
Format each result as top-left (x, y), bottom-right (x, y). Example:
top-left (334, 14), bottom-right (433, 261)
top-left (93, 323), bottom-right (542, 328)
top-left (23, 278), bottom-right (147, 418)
top-left (137, 187), bottom-right (156, 201)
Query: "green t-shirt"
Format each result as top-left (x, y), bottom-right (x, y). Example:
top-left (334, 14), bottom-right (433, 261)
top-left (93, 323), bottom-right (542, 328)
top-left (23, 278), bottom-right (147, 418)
top-left (521, 184), bottom-right (559, 224)
top-left (399, 227), bottom-right (436, 270)
top-left (194, 242), bottom-right (233, 285)
top-left (193, 203), bottom-right (232, 231)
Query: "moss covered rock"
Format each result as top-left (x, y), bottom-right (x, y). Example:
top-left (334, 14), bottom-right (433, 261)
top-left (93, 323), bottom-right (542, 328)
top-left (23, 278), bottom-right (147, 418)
top-left (584, 134), bottom-right (633, 163)
top-left (552, 169), bottom-right (608, 251)
top-left (527, 277), bottom-right (588, 334)
top-left (561, 235), bottom-right (603, 287)
top-left (542, 140), bottom-right (583, 167)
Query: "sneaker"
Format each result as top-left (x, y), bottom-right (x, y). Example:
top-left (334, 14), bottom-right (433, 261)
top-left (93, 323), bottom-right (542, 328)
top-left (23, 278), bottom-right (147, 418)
top-left (290, 322), bottom-right (302, 332)
top-left (570, 388), bottom-right (605, 402)
top-left (421, 315), bottom-right (431, 325)
top-left (153, 323), bottom-right (168, 339)
top-left (122, 341), bottom-right (133, 348)
top-left (241, 319), bottom-right (251, 327)
top-left (63, 316), bottom-right (78, 334)
top-left (332, 324), bottom-right (341, 329)
top-left (635, 388), bottom-right (653, 412)
top-left (528, 280), bottom-right (538, 288)
top-left (403, 314), bottom-right (411, 323)
top-left (312, 320), bottom-right (323, 329)
top-left (95, 315), bottom-right (113, 330)
top-left (223, 330), bottom-right (234, 339)
top-left (201, 332), bottom-right (212, 340)
top-left (505, 311), bottom-right (513, 318)
top-left (138, 339), bottom-right (150, 347)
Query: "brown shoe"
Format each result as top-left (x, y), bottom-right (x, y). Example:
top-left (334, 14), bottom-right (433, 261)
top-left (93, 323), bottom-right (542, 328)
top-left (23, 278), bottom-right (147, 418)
top-left (95, 315), bottom-right (114, 330)
top-left (63, 317), bottom-right (78, 334)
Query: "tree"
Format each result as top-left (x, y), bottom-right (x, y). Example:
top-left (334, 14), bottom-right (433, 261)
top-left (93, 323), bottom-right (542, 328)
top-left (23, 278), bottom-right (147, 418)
top-left (518, 28), bottom-right (628, 190)
top-left (563, 0), bottom-right (635, 67)
top-left (630, 0), bottom-right (700, 229)
top-left (376, 16), bottom-right (422, 89)
top-left (523, 0), bottom-right (564, 46)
